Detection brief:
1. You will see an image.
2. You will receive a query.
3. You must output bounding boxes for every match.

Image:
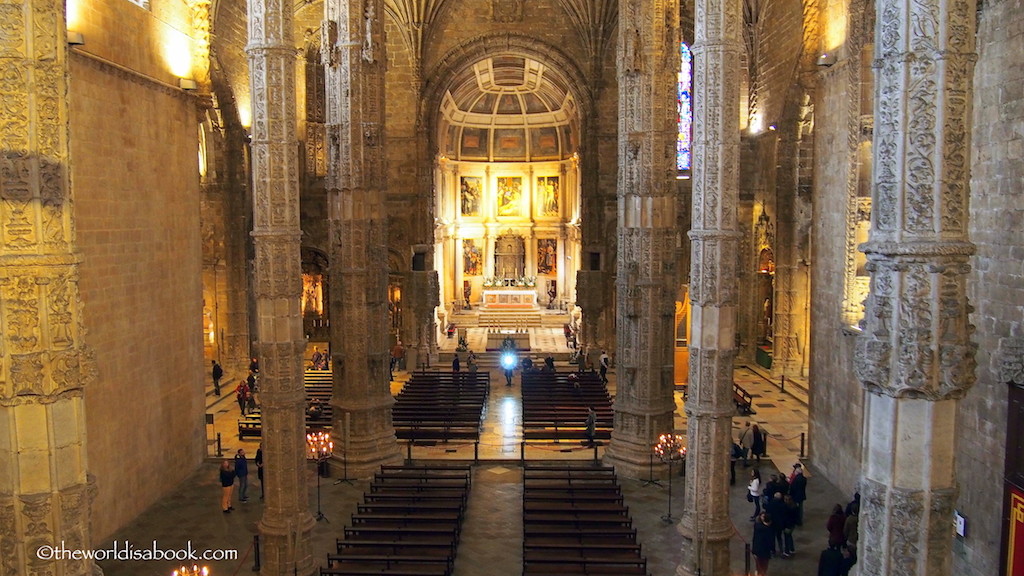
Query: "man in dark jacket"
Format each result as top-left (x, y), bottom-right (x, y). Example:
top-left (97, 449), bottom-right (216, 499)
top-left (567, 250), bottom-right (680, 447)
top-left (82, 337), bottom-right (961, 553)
top-left (817, 544), bottom-right (844, 576)
top-left (789, 466), bottom-right (808, 525)
top-left (765, 492), bottom-right (788, 557)
top-left (211, 360), bottom-right (223, 396)
top-left (752, 512), bottom-right (775, 575)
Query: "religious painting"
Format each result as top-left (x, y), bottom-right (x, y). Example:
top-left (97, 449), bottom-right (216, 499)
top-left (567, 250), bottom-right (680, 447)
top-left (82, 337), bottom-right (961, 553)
top-left (537, 176), bottom-right (559, 216)
top-left (463, 239), bottom-right (483, 276)
top-left (460, 176), bottom-right (482, 216)
top-left (497, 177), bottom-right (522, 217)
top-left (537, 239), bottom-right (557, 275)
top-left (302, 273), bottom-right (324, 316)
top-left (1008, 486), bottom-right (1024, 576)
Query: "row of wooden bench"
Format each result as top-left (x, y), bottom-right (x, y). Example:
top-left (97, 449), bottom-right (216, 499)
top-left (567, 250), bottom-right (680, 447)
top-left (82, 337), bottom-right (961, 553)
top-left (677, 381), bottom-right (756, 415)
top-left (521, 373), bottom-right (614, 444)
top-left (522, 464), bottom-right (649, 576)
top-left (392, 372), bottom-right (489, 443)
top-left (237, 370), bottom-right (334, 439)
top-left (321, 465), bottom-right (472, 576)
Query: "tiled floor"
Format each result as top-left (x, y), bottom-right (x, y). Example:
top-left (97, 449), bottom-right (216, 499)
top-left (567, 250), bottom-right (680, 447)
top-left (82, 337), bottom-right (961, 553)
top-left (100, 344), bottom-right (853, 576)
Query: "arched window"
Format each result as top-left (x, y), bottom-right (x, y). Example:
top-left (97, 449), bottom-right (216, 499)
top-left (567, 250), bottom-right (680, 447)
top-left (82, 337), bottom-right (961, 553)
top-left (677, 42), bottom-right (693, 171)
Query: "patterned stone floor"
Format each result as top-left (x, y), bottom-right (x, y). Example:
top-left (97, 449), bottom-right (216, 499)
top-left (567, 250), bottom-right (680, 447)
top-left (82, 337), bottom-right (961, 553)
top-left (100, 348), bottom-right (853, 576)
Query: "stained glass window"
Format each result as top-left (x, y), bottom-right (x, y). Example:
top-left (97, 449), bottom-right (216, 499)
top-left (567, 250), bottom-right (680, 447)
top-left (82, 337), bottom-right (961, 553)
top-left (677, 42), bottom-right (693, 171)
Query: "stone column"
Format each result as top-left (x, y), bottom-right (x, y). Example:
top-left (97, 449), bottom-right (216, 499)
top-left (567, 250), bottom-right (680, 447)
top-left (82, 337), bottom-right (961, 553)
top-left (323, 0), bottom-right (403, 476)
top-left (602, 0), bottom-right (679, 479)
top-left (677, 0), bottom-right (742, 568)
top-left (245, 1), bottom-right (316, 574)
top-left (853, 0), bottom-right (977, 571)
top-left (0, 4), bottom-right (98, 574)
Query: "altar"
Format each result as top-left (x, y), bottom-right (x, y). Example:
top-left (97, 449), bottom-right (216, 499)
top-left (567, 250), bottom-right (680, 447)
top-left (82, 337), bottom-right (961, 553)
top-left (481, 288), bottom-right (538, 309)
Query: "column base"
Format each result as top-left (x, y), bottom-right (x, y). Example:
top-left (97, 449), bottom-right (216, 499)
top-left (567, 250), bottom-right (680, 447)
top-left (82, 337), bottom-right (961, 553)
top-left (258, 513), bottom-right (316, 576)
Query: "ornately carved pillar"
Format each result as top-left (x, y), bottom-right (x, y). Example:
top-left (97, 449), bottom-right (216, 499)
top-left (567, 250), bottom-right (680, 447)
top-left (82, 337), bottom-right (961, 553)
top-left (245, 1), bottom-right (315, 574)
top-left (323, 0), bottom-right (402, 476)
top-left (0, 4), bottom-right (98, 574)
top-left (603, 0), bottom-right (679, 479)
top-left (854, 0), bottom-right (977, 571)
top-left (678, 0), bottom-right (742, 568)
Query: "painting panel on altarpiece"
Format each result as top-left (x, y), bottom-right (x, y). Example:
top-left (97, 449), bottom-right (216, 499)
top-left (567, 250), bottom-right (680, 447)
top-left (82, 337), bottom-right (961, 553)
top-left (497, 176), bottom-right (523, 217)
top-left (460, 176), bottom-right (482, 216)
top-left (536, 176), bottom-right (559, 217)
top-left (537, 239), bottom-right (557, 275)
top-left (463, 239), bottom-right (483, 276)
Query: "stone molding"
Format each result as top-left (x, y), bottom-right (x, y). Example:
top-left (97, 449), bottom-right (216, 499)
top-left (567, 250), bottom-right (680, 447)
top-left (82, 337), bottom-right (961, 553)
top-left (996, 337), bottom-right (1024, 387)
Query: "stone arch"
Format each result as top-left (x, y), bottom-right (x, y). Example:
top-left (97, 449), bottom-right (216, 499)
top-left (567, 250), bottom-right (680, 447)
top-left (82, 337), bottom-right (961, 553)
top-left (420, 33), bottom-right (596, 156)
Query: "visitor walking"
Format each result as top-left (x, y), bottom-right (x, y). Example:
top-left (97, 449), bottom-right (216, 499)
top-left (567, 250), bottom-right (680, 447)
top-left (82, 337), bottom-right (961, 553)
top-left (211, 360), bottom-right (223, 396)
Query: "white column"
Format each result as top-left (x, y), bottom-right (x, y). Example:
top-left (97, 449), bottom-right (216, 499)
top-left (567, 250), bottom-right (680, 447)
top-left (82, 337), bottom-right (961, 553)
top-left (854, 0), bottom-right (978, 571)
top-left (677, 0), bottom-right (743, 569)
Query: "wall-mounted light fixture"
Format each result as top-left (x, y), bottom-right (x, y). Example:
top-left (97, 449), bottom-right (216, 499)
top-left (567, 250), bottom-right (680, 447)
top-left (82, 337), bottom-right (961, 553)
top-left (178, 78), bottom-right (198, 90)
top-left (817, 52), bottom-right (837, 67)
top-left (67, 31), bottom-right (85, 45)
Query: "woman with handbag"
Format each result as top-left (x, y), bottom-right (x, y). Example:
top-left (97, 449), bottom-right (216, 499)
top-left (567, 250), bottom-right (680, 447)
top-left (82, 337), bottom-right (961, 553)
top-left (747, 468), bottom-right (763, 520)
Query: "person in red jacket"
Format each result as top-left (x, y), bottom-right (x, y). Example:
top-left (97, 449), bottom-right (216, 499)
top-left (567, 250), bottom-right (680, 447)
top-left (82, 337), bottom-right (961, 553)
top-left (826, 504), bottom-right (847, 548)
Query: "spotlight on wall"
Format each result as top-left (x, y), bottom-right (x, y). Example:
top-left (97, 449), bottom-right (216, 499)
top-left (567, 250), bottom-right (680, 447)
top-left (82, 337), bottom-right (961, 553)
top-left (178, 78), bottom-right (198, 90)
top-left (816, 52), bottom-right (837, 67)
top-left (67, 31), bottom-right (85, 46)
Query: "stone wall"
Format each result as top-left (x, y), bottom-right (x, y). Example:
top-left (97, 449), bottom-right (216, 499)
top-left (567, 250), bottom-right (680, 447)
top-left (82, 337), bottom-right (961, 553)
top-left (69, 60), bottom-right (205, 543)
top-left (958, 0), bottom-right (1024, 573)
top-left (807, 59), bottom-right (864, 496)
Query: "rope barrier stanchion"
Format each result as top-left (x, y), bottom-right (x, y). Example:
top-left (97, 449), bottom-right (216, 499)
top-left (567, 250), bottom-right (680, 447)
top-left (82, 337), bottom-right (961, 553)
top-left (474, 440), bottom-right (479, 462)
top-left (520, 441), bottom-right (525, 465)
top-left (251, 535), bottom-right (260, 572)
top-left (744, 543), bottom-right (751, 576)
top-left (800, 432), bottom-right (805, 458)
top-left (406, 440), bottom-right (412, 463)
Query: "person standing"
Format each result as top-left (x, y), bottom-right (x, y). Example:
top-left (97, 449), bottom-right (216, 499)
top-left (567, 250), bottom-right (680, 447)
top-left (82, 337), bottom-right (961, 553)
top-left (751, 512), bottom-right (774, 575)
top-left (730, 442), bottom-right (743, 485)
top-left (765, 492), bottom-right (787, 556)
top-left (751, 423), bottom-right (766, 464)
top-left (826, 504), bottom-right (847, 548)
top-left (211, 360), bottom-right (223, 396)
top-left (789, 465), bottom-right (808, 525)
top-left (739, 422), bottom-right (754, 466)
top-left (843, 502), bottom-right (859, 550)
top-left (504, 366), bottom-right (514, 387)
top-left (585, 407), bottom-right (597, 447)
top-left (599, 351), bottom-right (610, 384)
top-left (219, 459), bottom-right (236, 513)
top-left (235, 380), bottom-right (249, 416)
top-left (817, 544), bottom-right (844, 576)
top-left (747, 468), bottom-right (763, 520)
top-left (234, 448), bottom-right (250, 503)
top-left (389, 341), bottom-right (404, 377)
top-left (781, 494), bottom-right (799, 557)
top-left (452, 354), bottom-right (460, 373)
top-left (255, 443), bottom-right (265, 500)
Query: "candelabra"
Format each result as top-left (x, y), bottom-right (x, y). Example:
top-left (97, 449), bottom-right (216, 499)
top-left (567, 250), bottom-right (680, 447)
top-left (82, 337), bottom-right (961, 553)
top-left (307, 431), bottom-right (333, 522)
top-left (654, 433), bottom-right (687, 523)
top-left (172, 566), bottom-right (209, 576)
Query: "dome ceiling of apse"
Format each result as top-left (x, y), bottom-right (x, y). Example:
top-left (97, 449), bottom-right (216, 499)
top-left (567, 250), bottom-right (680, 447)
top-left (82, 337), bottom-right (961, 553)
top-left (440, 55), bottom-right (578, 162)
